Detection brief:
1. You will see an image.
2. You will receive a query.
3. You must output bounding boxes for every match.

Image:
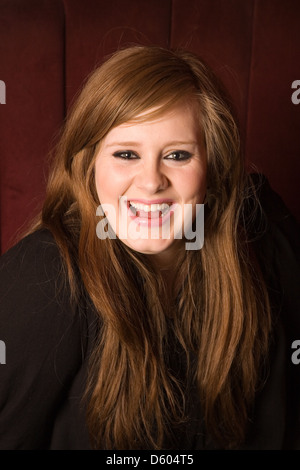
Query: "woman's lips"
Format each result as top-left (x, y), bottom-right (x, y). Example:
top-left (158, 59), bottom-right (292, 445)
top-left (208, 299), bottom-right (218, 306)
top-left (126, 199), bottom-right (176, 227)
top-left (127, 198), bottom-right (175, 204)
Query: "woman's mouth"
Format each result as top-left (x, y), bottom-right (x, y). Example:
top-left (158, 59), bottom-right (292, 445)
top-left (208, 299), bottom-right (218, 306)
top-left (129, 201), bottom-right (171, 219)
top-left (126, 200), bottom-right (176, 228)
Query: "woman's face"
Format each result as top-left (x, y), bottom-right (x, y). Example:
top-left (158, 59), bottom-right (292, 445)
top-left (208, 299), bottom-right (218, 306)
top-left (94, 101), bottom-right (207, 264)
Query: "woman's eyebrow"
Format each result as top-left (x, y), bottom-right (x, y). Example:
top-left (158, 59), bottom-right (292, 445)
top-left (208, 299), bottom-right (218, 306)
top-left (105, 140), bottom-right (199, 147)
top-left (164, 141), bottom-right (199, 147)
top-left (105, 141), bottom-right (142, 148)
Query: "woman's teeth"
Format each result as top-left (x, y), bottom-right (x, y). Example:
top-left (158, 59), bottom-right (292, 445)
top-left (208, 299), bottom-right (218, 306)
top-left (129, 201), bottom-right (171, 217)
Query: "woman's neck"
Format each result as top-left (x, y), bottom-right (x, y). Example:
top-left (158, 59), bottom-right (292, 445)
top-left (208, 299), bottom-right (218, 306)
top-left (148, 243), bottom-right (185, 303)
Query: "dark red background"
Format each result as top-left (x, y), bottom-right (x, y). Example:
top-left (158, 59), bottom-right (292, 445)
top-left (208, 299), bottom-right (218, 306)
top-left (0, 0), bottom-right (299, 254)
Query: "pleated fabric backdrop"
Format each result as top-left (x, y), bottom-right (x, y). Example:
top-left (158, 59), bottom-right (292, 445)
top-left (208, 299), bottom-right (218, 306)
top-left (0, 0), bottom-right (299, 253)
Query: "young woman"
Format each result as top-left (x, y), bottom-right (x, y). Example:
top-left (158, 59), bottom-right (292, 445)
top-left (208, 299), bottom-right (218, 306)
top-left (0, 45), bottom-right (299, 450)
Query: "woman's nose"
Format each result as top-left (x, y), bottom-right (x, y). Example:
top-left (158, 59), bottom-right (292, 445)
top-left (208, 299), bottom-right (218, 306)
top-left (134, 160), bottom-right (168, 194)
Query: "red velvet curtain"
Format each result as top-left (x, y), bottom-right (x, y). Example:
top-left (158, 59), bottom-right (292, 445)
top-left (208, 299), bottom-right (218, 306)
top-left (1, 0), bottom-right (299, 253)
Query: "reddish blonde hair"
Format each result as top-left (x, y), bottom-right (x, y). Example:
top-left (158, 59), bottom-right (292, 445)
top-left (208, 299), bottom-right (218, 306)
top-left (28, 46), bottom-right (271, 449)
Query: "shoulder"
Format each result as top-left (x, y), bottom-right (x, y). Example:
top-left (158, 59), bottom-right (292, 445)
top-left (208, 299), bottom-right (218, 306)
top-left (246, 174), bottom-right (300, 332)
top-left (248, 173), bottom-right (299, 245)
top-left (0, 228), bottom-right (91, 368)
top-left (244, 173), bottom-right (299, 262)
top-left (246, 175), bottom-right (300, 449)
top-left (0, 229), bottom-right (95, 448)
top-left (0, 228), bottom-right (63, 281)
top-left (0, 229), bottom-right (71, 322)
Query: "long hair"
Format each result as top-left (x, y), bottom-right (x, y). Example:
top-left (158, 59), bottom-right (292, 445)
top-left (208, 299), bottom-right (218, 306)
top-left (28, 45), bottom-right (271, 449)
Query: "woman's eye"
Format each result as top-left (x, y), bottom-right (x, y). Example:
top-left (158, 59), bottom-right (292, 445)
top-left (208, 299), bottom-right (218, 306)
top-left (164, 151), bottom-right (192, 161)
top-left (112, 151), bottom-right (139, 160)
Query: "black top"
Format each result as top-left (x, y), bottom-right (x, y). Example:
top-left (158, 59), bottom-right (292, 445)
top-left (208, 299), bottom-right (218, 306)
top-left (0, 177), bottom-right (299, 450)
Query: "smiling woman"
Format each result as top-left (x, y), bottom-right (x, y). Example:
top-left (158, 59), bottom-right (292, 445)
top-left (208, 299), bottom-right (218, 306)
top-left (94, 100), bottom-right (206, 259)
top-left (0, 45), bottom-right (299, 450)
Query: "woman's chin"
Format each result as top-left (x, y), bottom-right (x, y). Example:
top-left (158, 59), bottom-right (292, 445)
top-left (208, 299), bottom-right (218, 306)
top-left (120, 236), bottom-right (184, 259)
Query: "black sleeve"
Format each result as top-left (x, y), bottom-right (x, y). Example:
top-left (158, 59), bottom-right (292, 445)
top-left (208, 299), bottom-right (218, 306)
top-left (0, 230), bottom-right (89, 449)
top-left (250, 175), bottom-right (300, 449)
